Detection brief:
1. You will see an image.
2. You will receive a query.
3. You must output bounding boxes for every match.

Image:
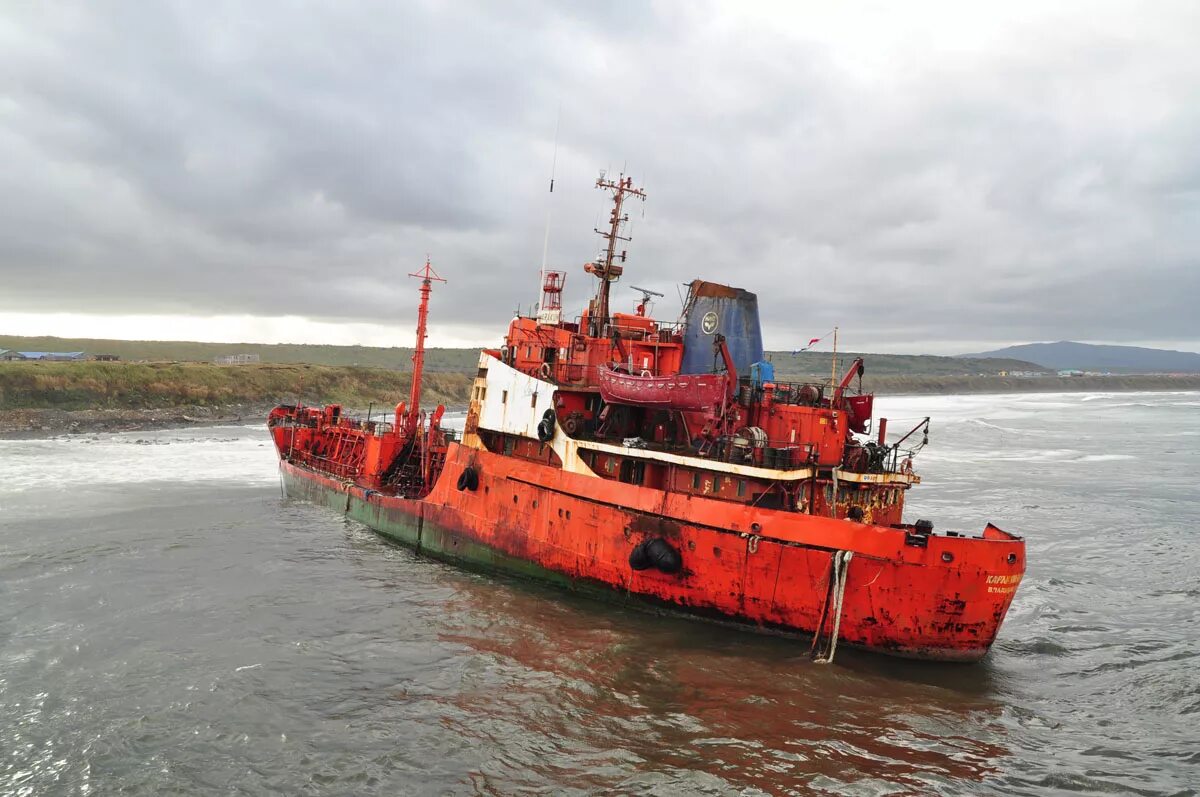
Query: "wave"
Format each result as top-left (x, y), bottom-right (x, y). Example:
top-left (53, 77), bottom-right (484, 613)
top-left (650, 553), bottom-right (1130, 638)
top-left (964, 419), bottom-right (1027, 434)
top-left (0, 427), bottom-right (279, 496)
top-left (922, 449), bottom-right (1137, 465)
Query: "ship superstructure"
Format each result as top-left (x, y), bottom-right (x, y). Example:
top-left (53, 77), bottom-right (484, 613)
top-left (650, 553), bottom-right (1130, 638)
top-left (268, 173), bottom-right (1024, 662)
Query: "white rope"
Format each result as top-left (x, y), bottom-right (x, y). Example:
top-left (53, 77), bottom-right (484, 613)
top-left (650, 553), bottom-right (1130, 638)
top-left (815, 551), bottom-right (854, 664)
top-left (831, 467), bottom-right (839, 518)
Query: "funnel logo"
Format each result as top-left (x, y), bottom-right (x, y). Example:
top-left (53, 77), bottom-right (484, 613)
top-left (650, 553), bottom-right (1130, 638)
top-left (701, 311), bottom-right (719, 335)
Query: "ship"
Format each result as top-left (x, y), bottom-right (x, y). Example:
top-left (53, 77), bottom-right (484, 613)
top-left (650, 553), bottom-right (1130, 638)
top-left (268, 173), bottom-right (1025, 662)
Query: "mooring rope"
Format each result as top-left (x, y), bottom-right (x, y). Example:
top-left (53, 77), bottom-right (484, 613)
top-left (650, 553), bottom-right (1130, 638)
top-left (814, 550), bottom-right (854, 664)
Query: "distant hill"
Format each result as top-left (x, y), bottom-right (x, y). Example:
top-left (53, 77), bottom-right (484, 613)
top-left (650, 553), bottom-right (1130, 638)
top-left (766, 351), bottom-right (1048, 379)
top-left (0, 335), bottom-right (477, 372)
top-left (0, 335), bottom-right (1049, 377)
top-left (961, 341), bottom-right (1200, 373)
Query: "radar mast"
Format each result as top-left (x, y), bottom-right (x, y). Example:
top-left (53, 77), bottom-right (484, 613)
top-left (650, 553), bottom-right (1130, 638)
top-left (584, 172), bottom-right (646, 337)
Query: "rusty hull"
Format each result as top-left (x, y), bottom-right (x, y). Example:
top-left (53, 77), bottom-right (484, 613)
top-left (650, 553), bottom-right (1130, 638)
top-left (280, 442), bottom-right (1024, 662)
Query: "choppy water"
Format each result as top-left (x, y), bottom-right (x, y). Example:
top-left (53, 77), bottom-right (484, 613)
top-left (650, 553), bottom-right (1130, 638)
top-left (1, 393), bottom-right (1197, 795)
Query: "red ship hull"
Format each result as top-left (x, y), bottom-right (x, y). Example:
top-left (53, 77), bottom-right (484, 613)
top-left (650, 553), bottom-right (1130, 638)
top-left (280, 442), bottom-right (1024, 662)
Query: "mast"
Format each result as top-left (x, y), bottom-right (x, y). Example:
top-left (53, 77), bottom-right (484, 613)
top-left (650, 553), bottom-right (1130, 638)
top-left (406, 258), bottom-right (446, 436)
top-left (586, 172), bottom-right (646, 337)
top-left (536, 111), bottom-right (560, 314)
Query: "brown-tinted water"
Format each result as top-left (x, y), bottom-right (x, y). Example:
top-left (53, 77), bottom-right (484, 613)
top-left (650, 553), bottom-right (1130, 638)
top-left (2, 392), bottom-right (1197, 795)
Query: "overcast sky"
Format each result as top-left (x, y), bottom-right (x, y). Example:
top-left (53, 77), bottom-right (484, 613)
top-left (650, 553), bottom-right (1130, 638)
top-left (1, 2), bottom-right (1197, 354)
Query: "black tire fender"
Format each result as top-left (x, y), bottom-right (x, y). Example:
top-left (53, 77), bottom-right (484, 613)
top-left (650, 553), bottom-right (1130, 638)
top-left (629, 537), bottom-right (682, 574)
top-left (537, 410), bottom-right (555, 442)
top-left (629, 541), bottom-right (652, 571)
top-left (456, 466), bottom-right (479, 491)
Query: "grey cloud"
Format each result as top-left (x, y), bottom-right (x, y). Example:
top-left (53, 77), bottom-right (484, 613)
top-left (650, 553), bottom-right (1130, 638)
top-left (0, 1), bottom-right (1197, 352)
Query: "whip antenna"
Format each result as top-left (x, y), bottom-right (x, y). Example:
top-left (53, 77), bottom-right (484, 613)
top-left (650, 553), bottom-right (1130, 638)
top-left (537, 107), bottom-right (561, 312)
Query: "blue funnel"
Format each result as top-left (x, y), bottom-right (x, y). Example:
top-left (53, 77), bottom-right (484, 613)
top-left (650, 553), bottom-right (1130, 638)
top-left (679, 280), bottom-right (764, 377)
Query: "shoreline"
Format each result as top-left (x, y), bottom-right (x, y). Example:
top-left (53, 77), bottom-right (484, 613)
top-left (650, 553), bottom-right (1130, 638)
top-left (3, 379), bottom-right (1197, 439)
top-left (0, 404), bottom-right (275, 439)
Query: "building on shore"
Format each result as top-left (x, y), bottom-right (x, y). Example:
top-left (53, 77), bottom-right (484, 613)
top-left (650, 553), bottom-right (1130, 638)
top-left (215, 353), bottom-right (261, 365)
top-left (1, 350), bottom-right (87, 361)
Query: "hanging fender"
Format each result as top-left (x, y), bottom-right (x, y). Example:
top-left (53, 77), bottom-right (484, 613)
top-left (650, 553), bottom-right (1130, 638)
top-left (628, 537), bottom-right (682, 574)
top-left (536, 409), bottom-right (556, 442)
top-left (456, 465), bottom-right (479, 491)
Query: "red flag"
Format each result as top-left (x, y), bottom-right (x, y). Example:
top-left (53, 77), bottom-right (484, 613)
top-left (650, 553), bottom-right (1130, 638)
top-left (808, 337), bottom-right (821, 346)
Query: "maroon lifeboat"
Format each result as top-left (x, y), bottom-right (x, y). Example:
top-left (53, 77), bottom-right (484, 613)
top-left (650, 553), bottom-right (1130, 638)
top-left (597, 365), bottom-right (729, 412)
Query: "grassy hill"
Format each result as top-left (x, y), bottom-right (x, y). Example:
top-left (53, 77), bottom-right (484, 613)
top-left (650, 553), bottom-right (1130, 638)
top-left (18, 334), bottom-right (1195, 417)
top-left (0, 335), bottom-right (479, 372)
top-left (765, 350), bottom-right (1046, 379)
top-left (0, 361), bottom-right (472, 411)
top-left (1, 358), bottom-right (1196, 422)
top-left (0, 335), bottom-right (1046, 377)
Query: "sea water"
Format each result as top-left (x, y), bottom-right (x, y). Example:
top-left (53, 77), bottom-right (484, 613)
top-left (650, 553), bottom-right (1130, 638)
top-left (1, 393), bottom-right (1197, 795)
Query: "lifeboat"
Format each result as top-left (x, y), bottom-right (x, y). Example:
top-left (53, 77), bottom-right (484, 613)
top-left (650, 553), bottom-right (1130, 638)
top-left (597, 364), bottom-right (729, 412)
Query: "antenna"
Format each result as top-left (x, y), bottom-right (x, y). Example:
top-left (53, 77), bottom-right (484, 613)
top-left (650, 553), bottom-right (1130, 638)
top-left (629, 285), bottom-right (663, 316)
top-left (537, 108), bottom-right (561, 312)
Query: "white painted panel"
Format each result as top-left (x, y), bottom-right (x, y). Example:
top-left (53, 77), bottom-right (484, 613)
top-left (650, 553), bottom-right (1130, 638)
top-left (477, 355), bottom-right (556, 439)
top-left (476, 354), bottom-right (599, 477)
